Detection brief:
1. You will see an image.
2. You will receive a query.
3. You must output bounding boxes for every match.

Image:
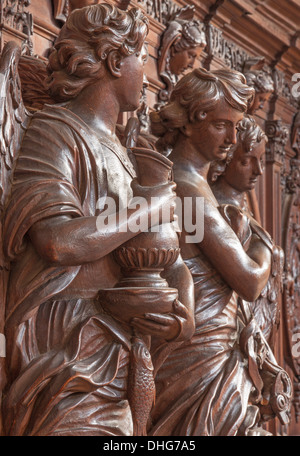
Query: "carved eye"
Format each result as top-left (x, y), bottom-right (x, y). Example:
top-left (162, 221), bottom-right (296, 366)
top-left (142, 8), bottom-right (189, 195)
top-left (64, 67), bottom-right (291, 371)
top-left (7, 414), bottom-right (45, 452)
top-left (241, 158), bottom-right (249, 166)
top-left (214, 122), bottom-right (226, 130)
top-left (143, 348), bottom-right (151, 358)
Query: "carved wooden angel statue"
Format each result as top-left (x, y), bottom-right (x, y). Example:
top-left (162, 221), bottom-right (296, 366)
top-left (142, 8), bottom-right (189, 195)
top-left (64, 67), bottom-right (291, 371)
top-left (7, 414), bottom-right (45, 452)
top-left (0, 3), bottom-right (195, 436)
top-left (149, 68), bottom-right (291, 436)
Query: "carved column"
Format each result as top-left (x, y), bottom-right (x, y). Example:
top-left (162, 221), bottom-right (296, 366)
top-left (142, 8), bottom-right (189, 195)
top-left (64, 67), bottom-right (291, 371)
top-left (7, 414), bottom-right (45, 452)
top-left (282, 112), bottom-right (300, 423)
top-left (263, 120), bottom-right (289, 435)
top-left (264, 120), bottom-right (288, 242)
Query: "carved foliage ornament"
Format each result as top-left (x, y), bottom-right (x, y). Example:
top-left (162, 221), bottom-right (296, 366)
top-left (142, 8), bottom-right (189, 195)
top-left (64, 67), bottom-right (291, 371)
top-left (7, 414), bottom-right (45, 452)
top-left (265, 119), bottom-right (289, 165)
top-left (1, 0), bottom-right (33, 55)
top-left (291, 111), bottom-right (300, 157)
top-left (137, 0), bottom-right (181, 25)
top-left (205, 24), bottom-right (249, 72)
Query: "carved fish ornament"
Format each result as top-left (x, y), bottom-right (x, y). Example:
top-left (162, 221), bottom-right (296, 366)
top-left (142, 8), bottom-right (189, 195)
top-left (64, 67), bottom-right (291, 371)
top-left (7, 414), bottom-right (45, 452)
top-left (127, 336), bottom-right (155, 436)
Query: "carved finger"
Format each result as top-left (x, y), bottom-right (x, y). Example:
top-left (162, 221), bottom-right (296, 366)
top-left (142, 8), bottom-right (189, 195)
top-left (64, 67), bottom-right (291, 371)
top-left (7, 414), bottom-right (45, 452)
top-left (143, 313), bottom-right (175, 325)
top-left (131, 318), bottom-right (170, 336)
top-left (172, 299), bottom-right (188, 319)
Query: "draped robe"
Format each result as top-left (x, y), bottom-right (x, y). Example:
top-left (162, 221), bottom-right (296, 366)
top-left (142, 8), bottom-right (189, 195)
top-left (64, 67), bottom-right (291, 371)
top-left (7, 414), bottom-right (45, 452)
top-left (149, 205), bottom-right (265, 436)
top-left (2, 105), bottom-right (138, 436)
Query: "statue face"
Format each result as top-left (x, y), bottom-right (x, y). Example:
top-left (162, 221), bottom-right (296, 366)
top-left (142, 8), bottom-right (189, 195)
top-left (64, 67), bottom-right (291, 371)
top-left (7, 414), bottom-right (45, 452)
top-left (169, 47), bottom-right (202, 76)
top-left (223, 140), bottom-right (265, 192)
top-left (248, 91), bottom-right (271, 114)
top-left (184, 98), bottom-right (244, 163)
top-left (118, 45), bottom-right (148, 112)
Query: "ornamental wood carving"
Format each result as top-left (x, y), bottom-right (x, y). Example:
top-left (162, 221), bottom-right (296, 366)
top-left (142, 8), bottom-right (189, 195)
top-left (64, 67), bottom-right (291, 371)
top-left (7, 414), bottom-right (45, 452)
top-left (155, 5), bottom-right (206, 109)
top-left (242, 57), bottom-right (274, 115)
top-left (265, 120), bottom-right (289, 166)
top-left (0, 0), bottom-right (33, 54)
top-left (282, 113), bottom-right (300, 423)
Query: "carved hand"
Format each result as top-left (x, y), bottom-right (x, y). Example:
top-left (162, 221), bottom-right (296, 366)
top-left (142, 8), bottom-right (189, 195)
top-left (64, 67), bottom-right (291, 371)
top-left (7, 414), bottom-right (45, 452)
top-left (131, 299), bottom-right (189, 341)
top-left (131, 178), bottom-right (177, 228)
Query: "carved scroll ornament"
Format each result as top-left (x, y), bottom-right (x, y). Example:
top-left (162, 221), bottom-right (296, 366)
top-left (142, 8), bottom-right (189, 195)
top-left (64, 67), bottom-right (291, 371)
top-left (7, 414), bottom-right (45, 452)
top-left (265, 119), bottom-right (289, 166)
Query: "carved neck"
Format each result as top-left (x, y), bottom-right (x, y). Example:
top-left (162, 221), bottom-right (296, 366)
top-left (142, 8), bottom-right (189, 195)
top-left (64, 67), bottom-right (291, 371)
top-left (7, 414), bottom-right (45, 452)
top-left (65, 79), bottom-right (120, 140)
top-left (211, 176), bottom-right (246, 208)
top-left (170, 134), bottom-right (211, 179)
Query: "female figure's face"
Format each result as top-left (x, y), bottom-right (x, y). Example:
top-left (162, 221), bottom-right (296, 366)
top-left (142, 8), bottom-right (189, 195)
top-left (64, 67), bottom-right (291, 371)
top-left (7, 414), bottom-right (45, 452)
top-left (223, 140), bottom-right (266, 192)
top-left (248, 91), bottom-right (271, 114)
top-left (170, 47), bottom-right (202, 76)
top-left (184, 98), bottom-right (244, 163)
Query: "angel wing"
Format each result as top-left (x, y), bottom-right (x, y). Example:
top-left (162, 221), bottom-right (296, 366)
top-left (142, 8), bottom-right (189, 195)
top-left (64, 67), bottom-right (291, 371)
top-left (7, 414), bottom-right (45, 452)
top-left (0, 42), bottom-right (32, 215)
top-left (0, 41), bottom-right (32, 431)
top-left (18, 54), bottom-right (55, 112)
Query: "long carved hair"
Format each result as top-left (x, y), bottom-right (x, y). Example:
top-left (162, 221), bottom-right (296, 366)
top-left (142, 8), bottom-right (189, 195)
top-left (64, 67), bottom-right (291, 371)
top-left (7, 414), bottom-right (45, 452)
top-left (150, 67), bottom-right (255, 153)
top-left (46, 3), bottom-right (148, 102)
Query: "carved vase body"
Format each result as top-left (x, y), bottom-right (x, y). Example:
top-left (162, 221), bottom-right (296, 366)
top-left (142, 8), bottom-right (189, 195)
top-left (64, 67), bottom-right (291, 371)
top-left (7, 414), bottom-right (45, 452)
top-left (98, 147), bottom-right (179, 322)
top-left (115, 147), bottom-right (180, 288)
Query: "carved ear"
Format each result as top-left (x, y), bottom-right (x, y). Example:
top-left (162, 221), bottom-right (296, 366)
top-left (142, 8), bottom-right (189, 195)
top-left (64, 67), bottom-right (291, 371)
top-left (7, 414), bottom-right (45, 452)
top-left (106, 50), bottom-right (123, 78)
top-left (179, 124), bottom-right (193, 137)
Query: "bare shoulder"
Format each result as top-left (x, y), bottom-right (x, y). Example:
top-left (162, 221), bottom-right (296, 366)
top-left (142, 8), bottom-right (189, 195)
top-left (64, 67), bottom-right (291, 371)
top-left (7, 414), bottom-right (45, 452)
top-left (173, 171), bottom-right (206, 199)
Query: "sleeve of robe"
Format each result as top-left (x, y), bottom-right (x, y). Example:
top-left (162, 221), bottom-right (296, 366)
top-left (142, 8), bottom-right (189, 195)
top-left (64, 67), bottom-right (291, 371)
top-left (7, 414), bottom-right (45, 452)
top-left (4, 110), bottom-right (86, 259)
top-left (3, 108), bottom-right (87, 327)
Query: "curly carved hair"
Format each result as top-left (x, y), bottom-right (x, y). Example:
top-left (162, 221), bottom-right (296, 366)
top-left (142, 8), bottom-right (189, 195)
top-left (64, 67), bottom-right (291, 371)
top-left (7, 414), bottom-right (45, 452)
top-left (150, 67), bottom-right (255, 153)
top-left (46, 3), bottom-right (148, 102)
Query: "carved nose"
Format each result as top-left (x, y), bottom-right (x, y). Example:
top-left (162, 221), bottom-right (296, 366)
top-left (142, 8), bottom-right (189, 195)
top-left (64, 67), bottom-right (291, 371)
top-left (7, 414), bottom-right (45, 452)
top-left (255, 161), bottom-right (264, 175)
top-left (225, 128), bottom-right (237, 145)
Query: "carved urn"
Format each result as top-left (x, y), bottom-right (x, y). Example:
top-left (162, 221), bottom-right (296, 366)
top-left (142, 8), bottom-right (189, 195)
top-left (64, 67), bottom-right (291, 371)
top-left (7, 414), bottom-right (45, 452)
top-left (98, 147), bottom-right (180, 323)
top-left (96, 145), bottom-right (181, 436)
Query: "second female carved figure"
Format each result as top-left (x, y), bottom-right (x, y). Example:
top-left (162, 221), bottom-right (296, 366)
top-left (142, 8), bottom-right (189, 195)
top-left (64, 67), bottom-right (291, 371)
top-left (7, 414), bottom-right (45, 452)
top-left (1, 4), bottom-right (195, 436)
top-left (149, 68), bottom-right (291, 435)
top-left (211, 116), bottom-right (282, 344)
